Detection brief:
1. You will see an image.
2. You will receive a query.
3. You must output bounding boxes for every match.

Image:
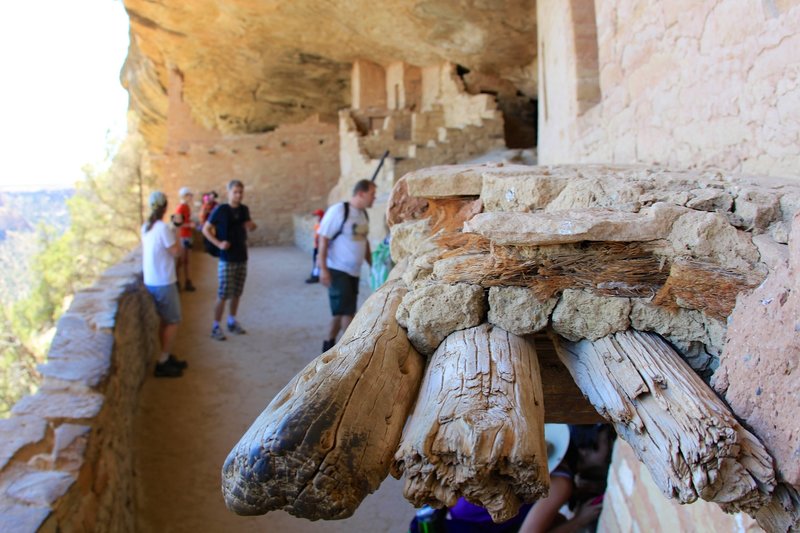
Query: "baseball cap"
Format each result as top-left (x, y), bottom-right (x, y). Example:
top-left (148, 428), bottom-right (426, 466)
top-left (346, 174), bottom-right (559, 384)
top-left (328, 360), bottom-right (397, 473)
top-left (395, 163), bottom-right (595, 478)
top-left (149, 191), bottom-right (167, 210)
top-left (545, 423), bottom-right (570, 472)
top-left (179, 186), bottom-right (193, 198)
top-left (312, 209), bottom-right (325, 217)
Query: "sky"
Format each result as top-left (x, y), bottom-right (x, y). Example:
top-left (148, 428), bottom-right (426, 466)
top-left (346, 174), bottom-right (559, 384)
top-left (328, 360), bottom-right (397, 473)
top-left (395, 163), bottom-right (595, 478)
top-left (0, 0), bottom-right (130, 192)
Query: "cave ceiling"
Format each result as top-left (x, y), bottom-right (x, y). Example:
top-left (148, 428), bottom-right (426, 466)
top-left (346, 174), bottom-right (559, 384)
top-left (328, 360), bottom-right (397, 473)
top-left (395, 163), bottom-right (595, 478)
top-left (121, 0), bottom-right (537, 149)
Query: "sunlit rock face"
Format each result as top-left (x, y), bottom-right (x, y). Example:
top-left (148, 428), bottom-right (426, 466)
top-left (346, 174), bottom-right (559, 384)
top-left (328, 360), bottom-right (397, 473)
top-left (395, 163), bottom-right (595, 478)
top-left (121, 0), bottom-right (537, 149)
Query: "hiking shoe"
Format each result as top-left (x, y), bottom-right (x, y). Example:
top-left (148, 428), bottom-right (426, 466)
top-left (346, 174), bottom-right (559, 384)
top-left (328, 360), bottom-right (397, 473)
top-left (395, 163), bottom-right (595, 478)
top-left (184, 280), bottom-right (196, 292)
top-left (305, 276), bottom-right (319, 284)
top-left (228, 321), bottom-right (247, 335)
top-left (154, 360), bottom-right (183, 378)
top-left (211, 326), bottom-right (227, 341)
top-left (168, 354), bottom-right (188, 369)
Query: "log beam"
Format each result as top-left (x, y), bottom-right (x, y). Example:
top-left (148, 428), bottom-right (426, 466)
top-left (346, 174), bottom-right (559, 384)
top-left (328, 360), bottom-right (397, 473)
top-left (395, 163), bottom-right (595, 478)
top-left (550, 329), bottom-right (776, 514)
top-left (393, 324), bottom-right (549, 522)
top-left (221, 281), bottom-right (425, 520)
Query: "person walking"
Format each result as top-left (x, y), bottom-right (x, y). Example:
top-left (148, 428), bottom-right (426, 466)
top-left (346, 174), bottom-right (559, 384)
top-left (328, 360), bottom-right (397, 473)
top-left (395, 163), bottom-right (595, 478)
top-left (202, 180), bottom-right (257, 341)
top-left (317, 179), bottom-right (376, 352)
top-left (142, 191), bottom-right (188, 377)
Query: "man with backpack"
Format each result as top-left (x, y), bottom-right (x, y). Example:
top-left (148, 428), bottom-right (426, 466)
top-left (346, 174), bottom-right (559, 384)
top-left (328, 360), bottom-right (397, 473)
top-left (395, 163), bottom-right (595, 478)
top-left (202, 180), bottom-right (257, 341)
top-left (317, 179), bottom-right (376, 352)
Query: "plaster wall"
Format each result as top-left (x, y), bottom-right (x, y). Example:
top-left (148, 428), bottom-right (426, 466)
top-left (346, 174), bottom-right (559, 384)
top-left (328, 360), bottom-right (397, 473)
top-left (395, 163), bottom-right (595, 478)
top-left (538, 0), bottom-right (800, 178)
top-left (352, 60), bottom-right (387, 110)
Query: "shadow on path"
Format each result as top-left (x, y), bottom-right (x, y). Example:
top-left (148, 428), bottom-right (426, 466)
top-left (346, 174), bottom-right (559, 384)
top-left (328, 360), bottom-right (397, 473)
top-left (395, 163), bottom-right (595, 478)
top-left (134, 246), bottom-right (414, 532)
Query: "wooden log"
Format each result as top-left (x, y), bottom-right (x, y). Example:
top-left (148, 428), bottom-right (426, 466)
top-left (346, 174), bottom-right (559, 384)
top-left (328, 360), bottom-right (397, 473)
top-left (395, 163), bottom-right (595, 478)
top-left (550, 329), bottom-right (776, 514)
top-left (221, 280), bottom-right (425, 520)
top-left (392, 324), bottom-right (549, 522)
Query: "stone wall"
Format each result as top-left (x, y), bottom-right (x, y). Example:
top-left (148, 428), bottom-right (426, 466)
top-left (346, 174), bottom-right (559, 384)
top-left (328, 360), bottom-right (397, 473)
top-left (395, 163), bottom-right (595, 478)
top-left (0, 252), bottom-right (158, 532)
top-left (537, 0), bottom-right (800, 178)
top-left (600, 441), bottom-right (763, 532)
top-left (149, 70), bottom-right (340, 246)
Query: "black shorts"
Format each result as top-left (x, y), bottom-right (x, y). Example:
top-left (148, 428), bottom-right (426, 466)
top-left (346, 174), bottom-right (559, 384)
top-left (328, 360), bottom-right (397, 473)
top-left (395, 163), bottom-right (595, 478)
top-left (328, 269), bottom-right (359, 316)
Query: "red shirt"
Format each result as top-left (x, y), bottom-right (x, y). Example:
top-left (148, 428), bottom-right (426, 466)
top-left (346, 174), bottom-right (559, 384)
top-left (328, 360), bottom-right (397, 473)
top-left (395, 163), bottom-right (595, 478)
top-left (176, 203), bottom-right (192, 239)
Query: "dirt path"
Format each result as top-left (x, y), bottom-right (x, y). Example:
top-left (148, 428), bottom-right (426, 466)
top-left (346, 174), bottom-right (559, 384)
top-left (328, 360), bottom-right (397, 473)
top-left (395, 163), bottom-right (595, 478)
top-left (134, 247), bottom-right (415, 532)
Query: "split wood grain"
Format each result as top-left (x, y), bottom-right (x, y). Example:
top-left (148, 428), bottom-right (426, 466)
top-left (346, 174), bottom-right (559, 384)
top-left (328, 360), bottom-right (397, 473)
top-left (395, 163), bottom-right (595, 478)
top-left (550, 329), bottom-right (776, 514)
top-left (393, 324), bottom-right (549, 522)
top-left (221, 280), bottom-right (425, 520)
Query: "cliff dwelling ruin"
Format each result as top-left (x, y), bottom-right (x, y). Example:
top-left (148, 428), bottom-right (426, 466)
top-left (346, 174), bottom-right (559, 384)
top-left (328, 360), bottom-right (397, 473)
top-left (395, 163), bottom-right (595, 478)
top-left (1, 1), bottom-right (799, 532)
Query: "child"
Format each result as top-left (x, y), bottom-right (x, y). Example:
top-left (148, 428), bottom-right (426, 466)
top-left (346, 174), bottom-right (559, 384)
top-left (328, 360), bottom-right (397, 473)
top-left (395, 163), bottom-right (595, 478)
top-left (175, 186), bottom-right (196, 291)
top-left (305, 209), bottom-right (324, 283)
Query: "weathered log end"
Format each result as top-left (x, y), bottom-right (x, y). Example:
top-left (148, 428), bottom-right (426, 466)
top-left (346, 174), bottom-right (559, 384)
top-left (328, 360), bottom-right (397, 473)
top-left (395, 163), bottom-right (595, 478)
top-left (393, 324), bottom-right (549, 522)
top-left (550, 329), bottom-right (777, 516)
top-left (221, 281), bottom-right (425, 520)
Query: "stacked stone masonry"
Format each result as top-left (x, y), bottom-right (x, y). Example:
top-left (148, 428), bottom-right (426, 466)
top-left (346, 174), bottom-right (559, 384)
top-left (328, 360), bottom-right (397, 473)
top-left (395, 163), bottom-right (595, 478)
top-left (0, 251), bottom-right (159, 532)
top-left (387, 163), bottom-right (800, 532)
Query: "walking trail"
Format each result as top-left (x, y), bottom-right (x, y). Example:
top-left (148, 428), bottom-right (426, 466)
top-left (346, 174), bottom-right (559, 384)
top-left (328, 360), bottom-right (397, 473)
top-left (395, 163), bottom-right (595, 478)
top-left (134, 246), bottom-right (415, 532)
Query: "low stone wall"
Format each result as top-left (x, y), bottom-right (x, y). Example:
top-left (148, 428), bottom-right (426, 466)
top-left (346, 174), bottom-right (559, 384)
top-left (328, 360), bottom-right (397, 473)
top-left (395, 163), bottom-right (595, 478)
top-left (0, 251), bottom-right (158, 532)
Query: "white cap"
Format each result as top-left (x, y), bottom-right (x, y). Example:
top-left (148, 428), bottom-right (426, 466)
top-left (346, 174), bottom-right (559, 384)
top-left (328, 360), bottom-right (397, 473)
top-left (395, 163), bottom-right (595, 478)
top-left (149, 191), bottom-right (167, 210)
top-left (545, 423), bottom-right (571, 473)
top-left (179, 186), bottom-right (193, 198)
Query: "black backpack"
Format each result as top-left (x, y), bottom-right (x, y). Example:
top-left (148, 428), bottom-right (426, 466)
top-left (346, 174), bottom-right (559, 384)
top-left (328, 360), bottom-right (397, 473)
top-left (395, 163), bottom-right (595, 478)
top-left (330, 202), bottom-right (369, 242)
top-left (203, 204), bottom-right (225, 257)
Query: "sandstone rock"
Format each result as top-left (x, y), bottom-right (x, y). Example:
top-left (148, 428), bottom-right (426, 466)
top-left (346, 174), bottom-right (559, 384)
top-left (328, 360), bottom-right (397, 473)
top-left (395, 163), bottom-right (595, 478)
top-left (685, 188), bottom-right (733, 212)
top-left (0, 502), bottom-right (51, 533)
top-left (668, 210), bottom-right (760, 270)
top-left (37, 358), bottom-right (110, 388)
top-left (753, 233), bottom-right (790, 271)
top-left (480, 169), bottom-right (570, 212)
top-left (386, 176), bottom-right (429, 227)
top-left (0, 415), bottom-right (47, 470)
top-left (769, 220), bottom-right (791, 244)
top-left (463, 203), bottom-right (684, 246)
top-left (713, 213), bottom-right (800, 486)
top-left (546, 177), bottom-right (643, 212)
top-left (396, 283), bottom-right (486, 355)
top-left (11, 391), bottom-right (104, 420)
top-left (551, 290), bottom-right (631, 341)
top-left (47, 314), bottom-right (114, 362)
top-left (400, 251), bottom-right (439, 290)
top-left (7, 471), bottom-right (75, 506)
top-left (404, 164), bottom-right (484, 197)
top-left (733, 187), bottom-right (781, 231)
top-left (389, 219), bottom-right (432, 263)
top-left (487, 286), bottom-right (557, 335)
top-left (630, 300), bottom-right (725, 373)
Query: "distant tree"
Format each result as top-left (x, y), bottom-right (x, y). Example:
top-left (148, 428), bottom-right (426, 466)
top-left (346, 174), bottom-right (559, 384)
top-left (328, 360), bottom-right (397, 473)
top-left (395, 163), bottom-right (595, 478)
top-left (1, 124), bottom-right (151, 417)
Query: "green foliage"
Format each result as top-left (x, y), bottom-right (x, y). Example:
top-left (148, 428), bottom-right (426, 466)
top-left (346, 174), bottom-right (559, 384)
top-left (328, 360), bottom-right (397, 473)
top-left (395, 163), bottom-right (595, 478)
top-left (1, 128), bottom-right (150, 417)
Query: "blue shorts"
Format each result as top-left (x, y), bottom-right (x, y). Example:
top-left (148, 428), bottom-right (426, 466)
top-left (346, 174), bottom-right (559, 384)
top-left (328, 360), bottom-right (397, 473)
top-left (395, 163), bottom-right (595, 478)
top-left (146, 283), bottom-right (182, 324)
top-left (218, 261), bottom-right (247, 299)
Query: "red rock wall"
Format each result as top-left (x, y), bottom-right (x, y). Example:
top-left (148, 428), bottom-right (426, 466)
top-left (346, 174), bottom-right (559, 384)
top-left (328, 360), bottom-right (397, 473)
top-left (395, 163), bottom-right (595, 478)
top-left (600, 441), bottom-right (763, 532)
top-left (149, 70), bottom-right (340, 245)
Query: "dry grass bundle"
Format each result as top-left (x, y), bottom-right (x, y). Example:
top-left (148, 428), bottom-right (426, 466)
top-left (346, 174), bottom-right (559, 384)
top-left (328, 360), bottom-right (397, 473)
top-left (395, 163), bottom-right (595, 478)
top-left (437, 241), bottom-right (669, 299)
top-left (436, 231), bottom-right (492, 257)
top-left (653, 258), bottom-right (765, 319)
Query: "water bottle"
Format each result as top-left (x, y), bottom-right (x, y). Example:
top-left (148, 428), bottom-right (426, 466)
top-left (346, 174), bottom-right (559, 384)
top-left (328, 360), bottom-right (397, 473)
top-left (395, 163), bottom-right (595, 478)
top-left (415, 505), bottom-right (439, 533)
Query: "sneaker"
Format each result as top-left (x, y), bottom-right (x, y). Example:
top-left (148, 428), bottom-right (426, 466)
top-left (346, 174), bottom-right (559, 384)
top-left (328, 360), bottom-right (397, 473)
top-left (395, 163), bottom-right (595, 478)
top-left (154, 360), bottom-right (183, 378)
top-left (168, 354), bottom-right (188, 369)
top-left (211, 326), bottom-right (227, 341)
top-left (305, 276), bottom-right (319, 284)
top-left (227, 321), bottom-right (247, 335)
top-left (184, 280), bottom-right (196, 292)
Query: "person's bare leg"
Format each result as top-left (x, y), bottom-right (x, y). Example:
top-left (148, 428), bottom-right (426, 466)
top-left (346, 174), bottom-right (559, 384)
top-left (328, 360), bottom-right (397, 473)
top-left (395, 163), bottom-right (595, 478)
top-left (214, 298), bottom-right (226, 322)
top-left (229, 296), bottom-right (241, 318)
top-left (340, 315), bottom-right (354, 337)
top-left (328, 315), bottom-right (343, 341)
top-left (182, 247), bottom-right (191, 284)
top-left (161, 322), bottom-right (179, 354)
